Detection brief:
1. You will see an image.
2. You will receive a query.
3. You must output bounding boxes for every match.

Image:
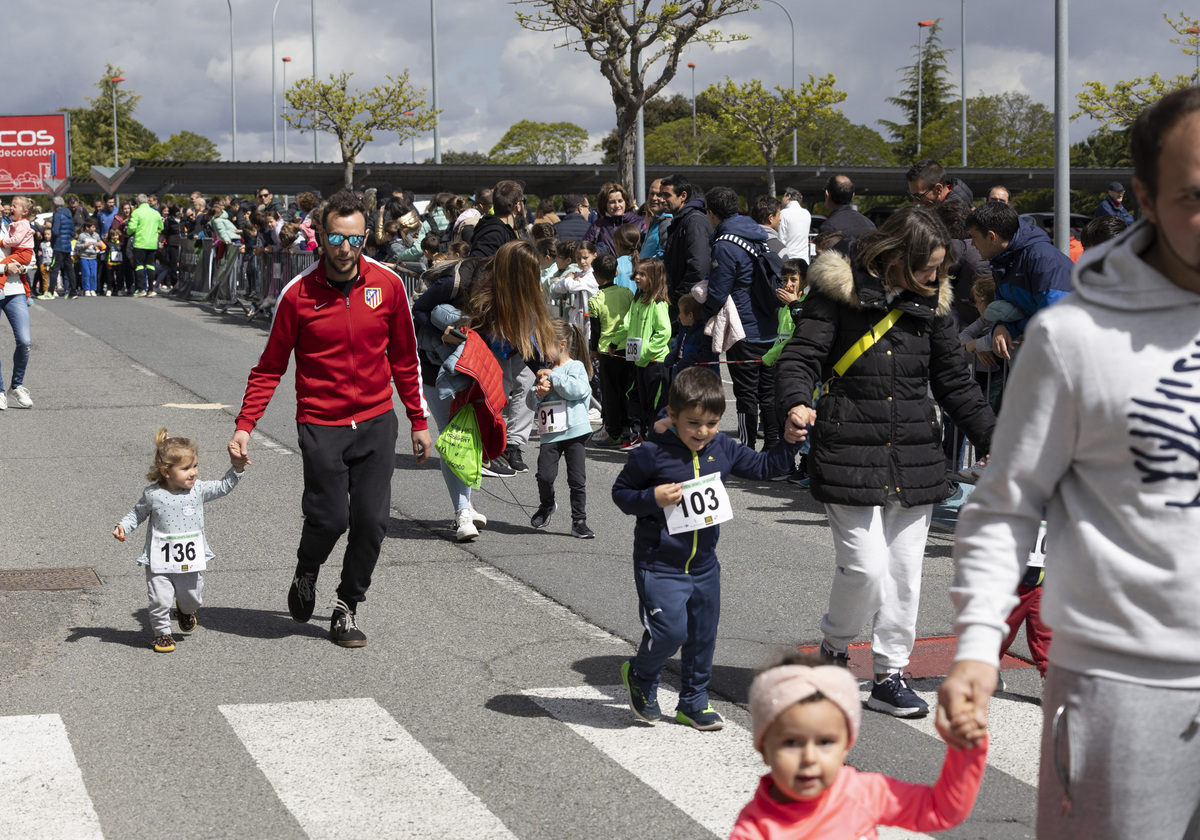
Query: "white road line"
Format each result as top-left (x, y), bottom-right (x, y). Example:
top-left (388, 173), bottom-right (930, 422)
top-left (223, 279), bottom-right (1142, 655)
top-left (219, 698), bottom-right (516, 840)
top-left (523, 684), bottom-right (932, 839)
top-left (249, 429), bottom-right (295, 455)
top-left (130, 363), bottom-right (156, 377)
top-left (0, 714), bottom-right (104, 840)
top-left (161, 403), bottom-right (230, 410)
top-left (474, 566), bottom-right (625, 645)
top-left (882, 688), bottom-right (1042, 788)
top-left (71, 327), bottom-right (89, 337)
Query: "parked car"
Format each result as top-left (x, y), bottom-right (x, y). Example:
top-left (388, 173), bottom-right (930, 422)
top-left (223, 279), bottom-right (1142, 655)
top-left (1019, 212), bottom-right (1092, 241)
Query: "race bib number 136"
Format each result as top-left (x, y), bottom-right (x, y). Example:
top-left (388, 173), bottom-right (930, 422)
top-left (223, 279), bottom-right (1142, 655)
top-left (149, 530), bottom-right (207, 574)
top-left (665, 473), bottom-right (733, 535)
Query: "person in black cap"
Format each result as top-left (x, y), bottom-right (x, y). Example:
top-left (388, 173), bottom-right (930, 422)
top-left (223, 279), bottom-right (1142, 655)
top-left (1094, 181), bottom-right (1135, 226)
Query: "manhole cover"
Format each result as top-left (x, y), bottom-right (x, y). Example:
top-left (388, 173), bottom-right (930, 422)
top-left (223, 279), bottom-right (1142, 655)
top-left (0, 568), bottom-right (102, 591)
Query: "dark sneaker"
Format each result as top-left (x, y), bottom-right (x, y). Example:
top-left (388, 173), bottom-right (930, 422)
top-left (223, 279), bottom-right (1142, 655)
top-left (484, 456), bottom-right (516, 477)
top-left (571, 519), bottom-right (595, 539)
top-left (621, 660), bottom-right (660, 722)
top-left (590, 431), bottom-right (622, 448)
top-left (675, 704), bottom-right (725, 731)
top-left (818, 639), bottom-right (851, 668)
top-left (867, 672), bottom-right (929, 717)
top-left (505, 445), bottom-right (529, 473)
top-left (288, 569), bottom-right (318, 623)
top-left (330, 599), bottom-right (367, 648)
top-left (174, 603), bottom-right (198, 633)
top-left (153, 634), bottom-right (175, 653)
top-left (531, 502), bottom-right (557, 529)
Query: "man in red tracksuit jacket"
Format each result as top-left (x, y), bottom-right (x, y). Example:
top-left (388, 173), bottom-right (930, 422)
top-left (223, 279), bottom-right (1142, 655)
top-left (228, 190), bottom-right (430, 648)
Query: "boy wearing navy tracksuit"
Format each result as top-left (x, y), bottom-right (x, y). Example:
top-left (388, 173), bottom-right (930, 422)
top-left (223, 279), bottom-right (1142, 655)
top-left (612, 366), bottom-right (801, 730)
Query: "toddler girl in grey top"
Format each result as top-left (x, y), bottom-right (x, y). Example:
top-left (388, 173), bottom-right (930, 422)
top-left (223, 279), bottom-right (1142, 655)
top-left (114, 428), bottom-right (243, 653)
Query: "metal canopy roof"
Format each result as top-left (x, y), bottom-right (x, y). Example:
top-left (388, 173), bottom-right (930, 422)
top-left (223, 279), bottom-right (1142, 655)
top-left (82, 160), bottom-right (1135, 202)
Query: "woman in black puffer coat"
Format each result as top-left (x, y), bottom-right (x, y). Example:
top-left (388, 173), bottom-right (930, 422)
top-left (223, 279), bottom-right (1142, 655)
top-left (775, 206), bottom-right (995, 718)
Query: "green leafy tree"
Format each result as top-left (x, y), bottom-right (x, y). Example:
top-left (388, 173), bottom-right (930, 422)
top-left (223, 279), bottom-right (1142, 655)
top-left (879, 20), bottom-right (957, 160)
top-left (488, 119), bottom-right (590, 164)
top-left (643, 114), bottom-right (758, 166)
top-left (915, 91), bottom-right (1053, 168)
top-left (60, 63), bottom-right (160, 178)
top-left (795, 112), bottom-right (895, 166)
top-left (704, 74), bottom-right (847, 196)
top-left (1075, 13), bottom-right (1198, 130)
top-left (515, 0), bottom-right (754, 192)
top-left (284, 71), bottom-right (441, 188)
top-left (425, 150), bottom-right (490, 164)
top-left (148, 130), bottom-right (220, 162)
top-left (1070, 128), bottom-right (1132, 168)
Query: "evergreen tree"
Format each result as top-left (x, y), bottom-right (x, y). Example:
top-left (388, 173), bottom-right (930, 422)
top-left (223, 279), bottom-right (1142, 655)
top-left (879, 20), bottom-right (957, 161)
top-left (61, 63), bottom-right (160, 178)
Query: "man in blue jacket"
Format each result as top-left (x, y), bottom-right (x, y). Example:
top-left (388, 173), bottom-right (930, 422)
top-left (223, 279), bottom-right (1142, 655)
top-left (966, 201), bottom-right (1074, 360)
top-left (48, 196), bottom-right (77, 299)
top-left (1094, 181), bottom-right (1136, 227)
top-left (705, 185), bottom-right (780, 450)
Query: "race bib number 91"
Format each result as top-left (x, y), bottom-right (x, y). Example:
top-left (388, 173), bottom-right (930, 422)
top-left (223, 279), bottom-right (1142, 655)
top-left (149, 530), bottom-right (207, 574)
top-left (665, 473), bottom-right (733, 535)
top-left (538, 399), bottom-right (568, 435)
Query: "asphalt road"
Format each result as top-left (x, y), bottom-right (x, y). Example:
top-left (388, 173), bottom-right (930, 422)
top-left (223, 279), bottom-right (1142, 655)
top-left (0, 295), bottom-right (1040, 839)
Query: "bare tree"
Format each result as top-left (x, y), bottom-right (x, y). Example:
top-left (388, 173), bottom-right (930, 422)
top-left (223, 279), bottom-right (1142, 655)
top-left (515, 0), bottom-right (754, 192)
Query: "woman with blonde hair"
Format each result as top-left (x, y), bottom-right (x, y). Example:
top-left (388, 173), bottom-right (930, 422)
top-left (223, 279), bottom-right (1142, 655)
top-left (468, 239), bottom-right (557, 476)
top-left (584, 181), bottom-right (646, 257)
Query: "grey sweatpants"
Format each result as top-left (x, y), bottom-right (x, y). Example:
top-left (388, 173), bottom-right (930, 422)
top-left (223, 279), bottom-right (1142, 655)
top-left (145, 567), bottom-right (203, 636)
top-left (1039, 664), bottom-right (1200, 839)
top-left (497, 352), bottom-right (536, 448)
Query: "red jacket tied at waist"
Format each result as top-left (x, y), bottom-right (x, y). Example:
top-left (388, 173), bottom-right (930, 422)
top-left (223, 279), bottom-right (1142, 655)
top-left (449, 329), bottom-right (508, 461)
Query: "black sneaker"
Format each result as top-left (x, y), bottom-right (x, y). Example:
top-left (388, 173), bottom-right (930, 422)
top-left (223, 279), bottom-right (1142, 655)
top-left (288, 569), bottom-right (318, 623)
top-left (866, 672), bottom-right (929, 717)
top-left (484, 456), bottom-right (516, 477)
top-left (330, 599), bottom-right (367, 648)
top-left (531, 501), bottom-right (557, 529)
top-left (621, 660), bottom-right (660, 722)
top-left (505, 445), bottom-right (529, 473)
top-left (571, 519), bottom-right (595, 539)
top-left (818, 639), bottom-right (851, 668)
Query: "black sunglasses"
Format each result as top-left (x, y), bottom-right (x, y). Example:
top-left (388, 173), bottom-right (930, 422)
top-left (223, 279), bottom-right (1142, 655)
top-left (326, 233), bottom-right (366, 247)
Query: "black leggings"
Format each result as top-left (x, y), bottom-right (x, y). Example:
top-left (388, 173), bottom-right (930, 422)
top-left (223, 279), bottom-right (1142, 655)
top-left (536, 432), bottom-right (589, 521)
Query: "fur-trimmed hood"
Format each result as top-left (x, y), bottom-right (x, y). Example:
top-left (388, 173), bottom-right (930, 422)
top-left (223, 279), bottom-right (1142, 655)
top-left (807, 248), bottom-right (954, 318)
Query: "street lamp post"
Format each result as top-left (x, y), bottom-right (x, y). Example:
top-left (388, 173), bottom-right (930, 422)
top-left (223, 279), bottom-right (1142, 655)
top-left (961, 1), bottom-right (967, 167)
top-left (110, 77), bottom-right (125, 167)
top-left (311, 0), bottom-right (318, 162)
top-left (687, 62), bottom-right (696, 140)
top-left (404, 111), bottom-right (416, 163)
top-left (759, 0), bottom-right (797, 166)
top-left (917, 20), bottom-right (935, 156)
top-left (282, 57), bottom-right (292, 161)
top-left (223, 0), bottom-right (236, 160)
top-left (431, 0), bottom-right (441, 163)
top-left (272, 0), bottom-right (284, 162)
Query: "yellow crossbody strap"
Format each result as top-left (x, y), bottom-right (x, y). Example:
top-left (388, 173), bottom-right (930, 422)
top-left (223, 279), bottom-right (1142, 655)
top-left (832, 308), bottom-right (903, 377)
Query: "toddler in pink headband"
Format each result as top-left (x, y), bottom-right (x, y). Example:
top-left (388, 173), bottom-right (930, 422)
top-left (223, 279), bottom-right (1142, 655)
top-left (730, 654), bottom-right (989, 840)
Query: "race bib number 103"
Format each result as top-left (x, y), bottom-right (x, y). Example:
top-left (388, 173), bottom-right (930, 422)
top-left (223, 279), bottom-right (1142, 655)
top-left (665, 473), bottom-right (733, 535)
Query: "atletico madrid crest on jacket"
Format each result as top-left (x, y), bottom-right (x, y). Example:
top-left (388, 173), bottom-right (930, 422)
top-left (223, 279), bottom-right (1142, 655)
top-left (364, 287), bottom-right (382, 309)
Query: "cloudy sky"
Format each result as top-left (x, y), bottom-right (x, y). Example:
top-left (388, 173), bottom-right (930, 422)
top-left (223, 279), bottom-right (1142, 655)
top-left (19, 0), bottom-right (1190, 166)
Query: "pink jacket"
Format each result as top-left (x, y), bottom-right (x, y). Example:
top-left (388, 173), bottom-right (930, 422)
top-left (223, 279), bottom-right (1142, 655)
top-left (729, 739), bottom-right (987, 840)
top-left (2, 219), bottom-right (33, 251)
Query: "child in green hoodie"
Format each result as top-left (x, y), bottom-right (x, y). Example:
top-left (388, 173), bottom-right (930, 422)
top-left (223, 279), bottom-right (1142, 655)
top-left (621, 257), bottom-right (672, 450)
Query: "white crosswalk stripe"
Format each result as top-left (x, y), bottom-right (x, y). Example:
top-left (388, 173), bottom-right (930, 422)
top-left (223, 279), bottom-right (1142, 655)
top-left (0, 714), bottom-right (103, 840)
top-left (0, 689), bottom-right (1042, 840)
top-left (218, 698), bottom-right (517, 840)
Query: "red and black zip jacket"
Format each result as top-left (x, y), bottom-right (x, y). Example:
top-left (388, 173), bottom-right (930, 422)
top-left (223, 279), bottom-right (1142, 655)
top-left (235, 255), bottom-right (428, 433)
